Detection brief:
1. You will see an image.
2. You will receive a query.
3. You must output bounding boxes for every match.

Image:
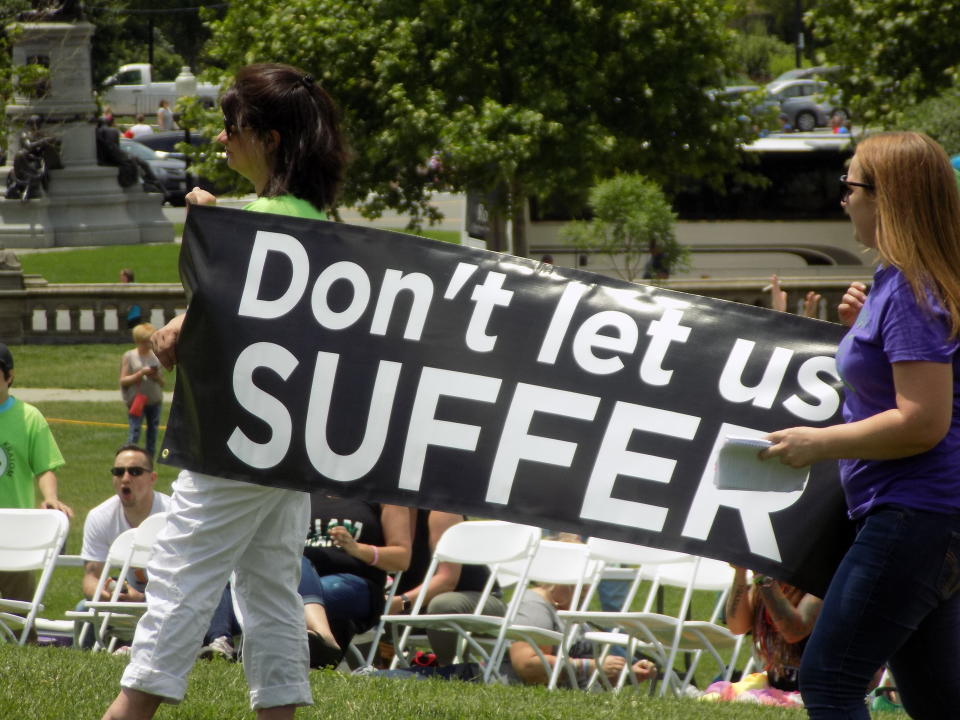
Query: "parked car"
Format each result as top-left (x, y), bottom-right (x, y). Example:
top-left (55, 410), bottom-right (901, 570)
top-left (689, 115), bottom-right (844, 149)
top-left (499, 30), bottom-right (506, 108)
top-left (120, 137), bottom-right (188, 205)
top-left (763, 79), bottom-right (848, 132)
top-left (772, 65), bottom-right (841, 83)
top-left (132, 131), bottom-right (226, 195)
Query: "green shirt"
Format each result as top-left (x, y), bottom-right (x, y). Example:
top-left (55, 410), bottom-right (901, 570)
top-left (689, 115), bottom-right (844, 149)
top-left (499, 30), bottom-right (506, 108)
top-left (243, 194), bottom-right (327, 220)
top-left (0, 397), bottom-right (65, 509)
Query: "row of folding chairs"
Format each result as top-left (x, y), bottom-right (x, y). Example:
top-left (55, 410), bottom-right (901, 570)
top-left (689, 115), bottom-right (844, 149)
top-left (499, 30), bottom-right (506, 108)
top-left (373, 521), bottom-right (744, 694)
top-left (0, 507), bottom-right (744, 694)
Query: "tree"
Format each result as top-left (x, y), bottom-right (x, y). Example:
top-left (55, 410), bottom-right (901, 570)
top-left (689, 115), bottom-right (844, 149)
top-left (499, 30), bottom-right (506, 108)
top-left (808, 0), bottom-right (960, 126)
top-left (204, 0), bottom-right (751, 255)
top-left (560, 174), bottom-right (687, 283)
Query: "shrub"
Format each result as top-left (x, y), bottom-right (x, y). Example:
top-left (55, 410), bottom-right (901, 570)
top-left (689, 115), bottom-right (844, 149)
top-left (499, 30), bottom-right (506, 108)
top-left (560, 174), bottom-right (688, 283)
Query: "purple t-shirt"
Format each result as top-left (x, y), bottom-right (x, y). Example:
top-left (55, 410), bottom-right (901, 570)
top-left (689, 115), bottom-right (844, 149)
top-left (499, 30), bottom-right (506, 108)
top-left (836, 265), bottom-right (960, 518)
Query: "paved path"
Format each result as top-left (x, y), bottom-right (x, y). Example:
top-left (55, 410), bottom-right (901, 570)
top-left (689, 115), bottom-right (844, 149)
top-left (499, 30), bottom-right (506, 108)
top-left (15, 388), bottom-right (174, 403)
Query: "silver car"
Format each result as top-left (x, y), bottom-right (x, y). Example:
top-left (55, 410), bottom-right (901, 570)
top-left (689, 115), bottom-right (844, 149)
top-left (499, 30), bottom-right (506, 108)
top-left (764, 79), bottom-right (848, 132)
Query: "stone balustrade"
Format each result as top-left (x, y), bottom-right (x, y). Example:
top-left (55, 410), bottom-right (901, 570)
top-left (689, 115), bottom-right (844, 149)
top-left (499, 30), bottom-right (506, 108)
top-left (0, 271), bottom-right (186, 344)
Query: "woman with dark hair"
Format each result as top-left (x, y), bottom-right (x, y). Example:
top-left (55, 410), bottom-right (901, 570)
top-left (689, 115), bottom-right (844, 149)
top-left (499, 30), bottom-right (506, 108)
top-left (763, 132), bottom-right (960, 719)
top-left (102, 63), bottom-right (348, 720)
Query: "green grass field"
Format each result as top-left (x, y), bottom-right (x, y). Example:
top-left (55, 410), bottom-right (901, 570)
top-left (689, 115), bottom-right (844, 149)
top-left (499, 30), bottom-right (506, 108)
top-left (4, 347), bottom-right (905, 719)
top-left (0, 644), bottom-right (816, 720)
top-left (17, 226), bottom-right (459, 283)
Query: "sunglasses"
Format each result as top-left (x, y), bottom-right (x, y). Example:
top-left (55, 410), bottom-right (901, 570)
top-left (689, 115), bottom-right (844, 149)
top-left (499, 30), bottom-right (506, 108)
top-left (840, 174), bottom-right (874, 201)
top-left (111, 466), bottom-right (150, 477)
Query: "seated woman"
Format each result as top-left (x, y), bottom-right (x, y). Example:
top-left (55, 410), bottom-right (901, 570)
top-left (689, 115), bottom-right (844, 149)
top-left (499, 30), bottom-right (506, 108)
top-left (386, 509), bottom-right (505, 666)
top-left (300, 491), bottom-right (411, 668)
top-left (507, 578), bottom-right (657, 689)
top-left (703, 567), bottom-right (822, 705)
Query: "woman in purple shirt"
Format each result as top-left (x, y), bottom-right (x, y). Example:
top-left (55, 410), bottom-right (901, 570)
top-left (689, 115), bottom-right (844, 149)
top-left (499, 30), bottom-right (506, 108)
top-left (763, 132), bottom-right (960, 719)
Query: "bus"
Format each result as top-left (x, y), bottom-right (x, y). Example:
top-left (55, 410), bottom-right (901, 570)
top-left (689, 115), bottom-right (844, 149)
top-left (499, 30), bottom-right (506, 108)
top-left (465, 134), bottom-right (876, 282)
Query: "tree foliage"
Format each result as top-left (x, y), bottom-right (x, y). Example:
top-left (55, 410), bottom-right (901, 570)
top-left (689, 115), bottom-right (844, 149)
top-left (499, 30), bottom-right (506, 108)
top-left (895, 90), bottom-right (960, 157)
top-left (204, 0), bottom-right (750, 252)
top-left (809, 0), bottom-right (960, 126)
top-left (560, 174), bottom-right (686, 282)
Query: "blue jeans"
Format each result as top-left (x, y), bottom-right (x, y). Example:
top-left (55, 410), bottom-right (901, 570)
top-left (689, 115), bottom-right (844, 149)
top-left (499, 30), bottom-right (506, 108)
top-left (204, 584), bottom-right (241, 645)
top-left (800, 505), bottom-right (960, 719)
top-left (127, 402), bottom-right (161, 457)
top-left (298, 556), bottom-right (370, 622)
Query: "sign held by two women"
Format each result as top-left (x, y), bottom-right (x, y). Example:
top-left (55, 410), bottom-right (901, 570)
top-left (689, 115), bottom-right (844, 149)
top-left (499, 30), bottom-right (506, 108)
top-left (162, 205), bottom-right (853, 595)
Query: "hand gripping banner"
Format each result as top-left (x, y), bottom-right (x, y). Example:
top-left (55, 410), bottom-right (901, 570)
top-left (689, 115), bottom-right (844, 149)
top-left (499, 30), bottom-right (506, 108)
top-left (161, 205), bottom-right (854, 596)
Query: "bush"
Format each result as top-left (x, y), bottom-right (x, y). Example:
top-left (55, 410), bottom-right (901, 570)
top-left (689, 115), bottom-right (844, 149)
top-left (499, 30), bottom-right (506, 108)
top-left (560, 174), bottom-right (687, 283)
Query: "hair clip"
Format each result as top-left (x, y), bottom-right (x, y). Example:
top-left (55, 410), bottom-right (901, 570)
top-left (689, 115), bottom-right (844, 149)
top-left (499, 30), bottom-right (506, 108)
top-left (300, 74), bottom-right (315, 88)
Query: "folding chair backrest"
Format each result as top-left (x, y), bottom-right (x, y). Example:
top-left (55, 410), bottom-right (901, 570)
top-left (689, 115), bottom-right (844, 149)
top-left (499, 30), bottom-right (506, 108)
top-left (586, 537), bottom-right (689, 568)
top-left (0, 509), bottom-right (69, 644)
top-left (130, 512), bottom-right (167, 566)
top-left (0, 509), bottom-right (68, 572)
top-left (497, 539), bottom-right (593, 587)
top-left (582, 537), bottom-right (694, 612)
top-left (655, 556), bottom-right (734, 622)
top-left (433, 520), bottom-right (539, 565)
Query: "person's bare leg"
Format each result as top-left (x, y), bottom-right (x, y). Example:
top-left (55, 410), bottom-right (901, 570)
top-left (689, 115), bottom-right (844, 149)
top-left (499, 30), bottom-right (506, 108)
top-left (303, 603), bottom-right (339, 649)
top-left (256, 705), bottom-right (297, 720)
top-left (101, 688), bottom-right (163, 720)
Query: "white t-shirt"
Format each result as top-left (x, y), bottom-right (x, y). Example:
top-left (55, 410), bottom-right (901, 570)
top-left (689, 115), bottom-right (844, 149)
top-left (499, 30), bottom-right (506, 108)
top-left (127, 123), bottom-right (154, 138)
top-left (81, 491), bottom-right (171, 563)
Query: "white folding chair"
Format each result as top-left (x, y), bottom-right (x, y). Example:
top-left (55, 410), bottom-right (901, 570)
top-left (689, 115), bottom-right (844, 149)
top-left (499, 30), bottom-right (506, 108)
top-left (344, 570), bottom-right (404, 669)
top-left (70, 512), bottom-right (168, 651)
top-left (654, 557), bottom-right (744, 695)
top-left (559, 552), bottom-right (743, 696)
top-left (550, 537), bottom-right (694, 692)
top-left (0, 509), bottom-right (70, 645)
top-left (381, 520), bottom-right (540, 683)
top-left (490, 539), bottom-right (595, 685)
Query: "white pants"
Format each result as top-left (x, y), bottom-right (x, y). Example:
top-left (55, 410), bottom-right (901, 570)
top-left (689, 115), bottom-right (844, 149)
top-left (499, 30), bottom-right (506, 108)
top-left (121, 470), bottom-right (312, 709)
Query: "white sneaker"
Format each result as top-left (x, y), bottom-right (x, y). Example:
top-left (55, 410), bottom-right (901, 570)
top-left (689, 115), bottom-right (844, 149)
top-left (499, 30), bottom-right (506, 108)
top-left (198, 635), bottom-right (236, 662)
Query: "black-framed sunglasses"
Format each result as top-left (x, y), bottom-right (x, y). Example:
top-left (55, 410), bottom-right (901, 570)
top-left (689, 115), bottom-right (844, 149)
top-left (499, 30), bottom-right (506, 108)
top-left (840, 174), bottom-right (874, 201)
top-left (111, 466), bottom-right (149, 477)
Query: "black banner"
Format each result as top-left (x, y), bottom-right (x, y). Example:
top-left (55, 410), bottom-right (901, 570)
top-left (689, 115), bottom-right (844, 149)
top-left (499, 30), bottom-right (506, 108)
top-left (162, 205), bottom-right (854, 596)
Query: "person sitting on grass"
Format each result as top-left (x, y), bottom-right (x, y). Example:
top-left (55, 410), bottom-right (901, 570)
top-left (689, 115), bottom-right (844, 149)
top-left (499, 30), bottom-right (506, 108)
top-left (506, 576), bottom-right (657, 689)
top-left (700, 567), bottom-right (821, 706)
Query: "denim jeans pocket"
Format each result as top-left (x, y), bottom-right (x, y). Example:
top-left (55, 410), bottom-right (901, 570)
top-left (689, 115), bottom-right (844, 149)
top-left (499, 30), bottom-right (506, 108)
top-left (936, 530), bottom-right (960, 601)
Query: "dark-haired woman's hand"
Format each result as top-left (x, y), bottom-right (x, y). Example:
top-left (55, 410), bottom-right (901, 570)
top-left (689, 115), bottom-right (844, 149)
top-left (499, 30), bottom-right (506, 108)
top-left (152, 313), bottom-right (186, 370)
top-left (185, 187), bottom-right (217, 206)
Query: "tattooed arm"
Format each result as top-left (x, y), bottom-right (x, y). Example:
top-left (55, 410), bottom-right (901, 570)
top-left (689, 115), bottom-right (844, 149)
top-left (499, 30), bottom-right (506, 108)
top-left (725, 566), bottom-right (754, 635)
top-left (755, 584), bottom-right (823, 644)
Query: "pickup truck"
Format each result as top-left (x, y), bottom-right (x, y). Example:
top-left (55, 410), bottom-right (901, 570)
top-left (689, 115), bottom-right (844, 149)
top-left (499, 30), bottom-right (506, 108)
top-left (100, 63), bottom-right (219, 117)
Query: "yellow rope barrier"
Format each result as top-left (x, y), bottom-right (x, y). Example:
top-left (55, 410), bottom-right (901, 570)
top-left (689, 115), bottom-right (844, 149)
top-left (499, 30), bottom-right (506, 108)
top-left (47, 417), bottom-right (167, 431)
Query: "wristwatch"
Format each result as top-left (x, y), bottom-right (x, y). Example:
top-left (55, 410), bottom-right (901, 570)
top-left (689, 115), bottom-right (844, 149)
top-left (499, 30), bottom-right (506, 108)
top-left (752, 574), bottom-right (775, 588)
top-left (400, 594), bottom-right (412, 613)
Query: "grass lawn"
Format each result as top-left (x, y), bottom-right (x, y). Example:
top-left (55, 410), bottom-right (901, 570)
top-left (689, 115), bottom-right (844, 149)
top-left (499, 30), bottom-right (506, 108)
top-left (10, 344), bottom-right (163, 389)
top-left (17, 226), bottom-right (459, 283)
top-left (0, 643), bottom-right (825, 720)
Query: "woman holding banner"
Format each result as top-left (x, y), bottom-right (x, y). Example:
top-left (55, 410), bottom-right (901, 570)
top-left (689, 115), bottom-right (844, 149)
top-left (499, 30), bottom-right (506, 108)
top-left (103, 63), bottom-right (348, 720)
top-left (763, 132), bottom-right (960, 719)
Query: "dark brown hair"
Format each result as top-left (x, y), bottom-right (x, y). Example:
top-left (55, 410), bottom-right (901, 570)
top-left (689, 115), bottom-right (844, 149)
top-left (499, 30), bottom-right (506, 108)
top-left (221, 63), bottom-right (348, 210)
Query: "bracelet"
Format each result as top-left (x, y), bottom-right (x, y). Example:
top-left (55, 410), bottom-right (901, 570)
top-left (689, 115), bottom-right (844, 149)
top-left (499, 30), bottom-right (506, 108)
top-left (368, 544), bottom-right (379, 566)
top-left (752, 574), bottom-right (775, 588)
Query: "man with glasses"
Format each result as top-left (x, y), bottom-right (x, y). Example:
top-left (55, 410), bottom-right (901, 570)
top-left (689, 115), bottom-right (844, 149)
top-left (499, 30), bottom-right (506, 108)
top-left (79, 445), bottom-right (240, 658)
top-left (80, 445), bottom-right (170, 607)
